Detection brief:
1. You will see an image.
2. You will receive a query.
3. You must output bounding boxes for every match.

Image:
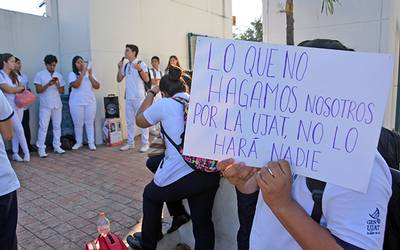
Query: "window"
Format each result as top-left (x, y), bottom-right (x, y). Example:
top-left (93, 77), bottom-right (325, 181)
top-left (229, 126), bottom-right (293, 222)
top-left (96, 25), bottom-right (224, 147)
top-left (187, 33), bottom-right (209, 70)
top-left (0, 0), bottom-right (47, 17)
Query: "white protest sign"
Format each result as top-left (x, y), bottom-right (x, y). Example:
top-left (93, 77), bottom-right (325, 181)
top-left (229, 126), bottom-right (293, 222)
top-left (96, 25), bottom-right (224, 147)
top-left (183, 37), bottom-right (393, 193)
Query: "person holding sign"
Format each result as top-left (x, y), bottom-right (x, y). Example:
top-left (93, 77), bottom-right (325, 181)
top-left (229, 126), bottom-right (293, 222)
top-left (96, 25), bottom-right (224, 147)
top-left (127, 66), bottom-right (220, 250)
top-left (218, 40), bottom-right (392, 250)
top-left (68, 56), bottom-right (100, 151)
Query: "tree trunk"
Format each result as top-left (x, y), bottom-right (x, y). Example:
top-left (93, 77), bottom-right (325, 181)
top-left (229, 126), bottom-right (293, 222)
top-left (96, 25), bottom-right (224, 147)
top-left (286, 0), bottom-right (294, 45)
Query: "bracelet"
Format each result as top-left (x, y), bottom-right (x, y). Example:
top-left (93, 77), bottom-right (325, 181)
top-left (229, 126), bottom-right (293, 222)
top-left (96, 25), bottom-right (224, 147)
top-left (138, 69), bottom-right (143, 73)
top-left (147, 90), bottom-right (156, 96)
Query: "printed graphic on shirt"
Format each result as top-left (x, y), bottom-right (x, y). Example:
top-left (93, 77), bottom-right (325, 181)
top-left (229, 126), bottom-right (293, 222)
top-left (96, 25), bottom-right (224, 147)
top-left (366, 208), bottom-right (381, 235)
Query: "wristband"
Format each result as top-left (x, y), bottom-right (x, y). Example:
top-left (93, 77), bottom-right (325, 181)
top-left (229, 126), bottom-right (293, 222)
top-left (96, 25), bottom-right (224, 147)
top-left (147, 90), bottom-right (156, 96)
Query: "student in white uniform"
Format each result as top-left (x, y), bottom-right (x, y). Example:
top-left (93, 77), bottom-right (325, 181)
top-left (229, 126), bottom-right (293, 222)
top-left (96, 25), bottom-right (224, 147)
top-left (127, 66), bottom-right (220, 250)
top-left (0, 86), bottom-right (21, 250)
top-left (15, 57), bottom-right (35, 152)
top-left (68, 56), bottom-right (100, 151)
top-left (218, 39), bottom-right (392, 250)
top-left (0, 53), bottom-right (30, 162)
top-left (116, 44), bottom-right (150, 152)
top-left (34, 54), bottom-right (66, 158)
top-left (148, 56), bottom-right (163, 136)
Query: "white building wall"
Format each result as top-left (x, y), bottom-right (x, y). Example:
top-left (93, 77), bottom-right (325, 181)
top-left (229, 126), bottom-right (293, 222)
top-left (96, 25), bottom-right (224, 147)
top-left (0, 0), bottom-right (232, 144)
top-left (0, 1), bottom-right (61, 144)
top-left (262, 0), bottom-right (399, 129)
top-left (88, 0), bottom-right (232, 141)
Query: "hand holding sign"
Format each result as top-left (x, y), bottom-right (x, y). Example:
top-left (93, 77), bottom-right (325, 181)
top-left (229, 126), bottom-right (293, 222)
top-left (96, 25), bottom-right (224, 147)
top-left (184, 37), bottom-right (393, 192)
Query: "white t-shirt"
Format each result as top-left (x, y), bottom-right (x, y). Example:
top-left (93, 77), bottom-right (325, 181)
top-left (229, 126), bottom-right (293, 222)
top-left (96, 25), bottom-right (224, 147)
top-left (122, 59), bottom-right (148, 100)
top-left (149, 68), bottom-right (163, 82)
top-left (250, 151), bottom-right (392, 250)
top-left (0, 90), bottom-right (20, 196)
top-left (143, 92), bottom-right (194, 186)
top-left (0, 70), bottom-right (17, 109)
top-left (68, 72), bottom-right (97, 106)
top-left (34, 69), bottom-right (65, 109)
top-left (18, 73), bottom-right (29, 89)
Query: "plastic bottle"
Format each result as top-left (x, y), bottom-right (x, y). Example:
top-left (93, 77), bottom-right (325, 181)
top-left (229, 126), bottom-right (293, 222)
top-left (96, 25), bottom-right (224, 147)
top-left (97, 212), bottom-right (111, 237)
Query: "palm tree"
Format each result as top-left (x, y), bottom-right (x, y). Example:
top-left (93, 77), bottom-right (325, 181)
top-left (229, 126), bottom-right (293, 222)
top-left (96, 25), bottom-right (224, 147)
top-left (284, 0), bottom-right (340, 45)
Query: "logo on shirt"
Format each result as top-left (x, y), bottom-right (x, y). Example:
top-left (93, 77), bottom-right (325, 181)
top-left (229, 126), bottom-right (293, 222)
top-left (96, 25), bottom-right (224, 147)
top-left (366, 208), bottom-right (381, 235)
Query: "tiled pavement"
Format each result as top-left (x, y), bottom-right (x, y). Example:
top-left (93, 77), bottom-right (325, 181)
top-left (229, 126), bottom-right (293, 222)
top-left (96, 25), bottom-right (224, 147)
top-left (13, 143), bottom-right (153, 250)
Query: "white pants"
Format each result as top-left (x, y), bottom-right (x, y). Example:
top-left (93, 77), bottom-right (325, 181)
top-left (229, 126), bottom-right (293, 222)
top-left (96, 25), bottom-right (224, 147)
top-left (69, 103), bottom-right (96, 144)
top-left (36, 107), bottom-right (62, 150)
top-left (11, 108), bottom-right (29, 155)
top-left (126, 98), bottom-right (149, 145)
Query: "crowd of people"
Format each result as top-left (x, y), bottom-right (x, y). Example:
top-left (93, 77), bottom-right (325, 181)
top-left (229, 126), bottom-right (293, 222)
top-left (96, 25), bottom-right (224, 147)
top-left (0, 39), bottom-right (397, 250)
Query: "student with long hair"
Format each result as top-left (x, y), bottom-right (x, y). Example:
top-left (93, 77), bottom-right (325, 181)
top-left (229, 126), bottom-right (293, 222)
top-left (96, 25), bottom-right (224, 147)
top-left (165, 55), bottom-right (181, 75)
top-left (0, 53), bottom-right (30, 162)
top-left (14, 57), bottom-right (35, 152)
top-left (68, 56), bottom-right (100, 151)
top-left (127, 66), bottom-right (220, 250)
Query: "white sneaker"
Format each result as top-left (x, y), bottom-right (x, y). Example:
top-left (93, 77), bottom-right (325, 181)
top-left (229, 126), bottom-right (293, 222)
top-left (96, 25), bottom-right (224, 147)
top-left (120, 144), bottom-right (134, 151)
top-left (72, 143), bottom-right (82, 150)
top-left (12, 154), bottom-right (23, 162)
top-left (23, 154), bottom-right (30, 162)
top-left (89, 144), bottom-right (97, 151)
top-left (139, 144), bottom-right (150, 153)
top-left (38, 149), bottom-right (48, 158)
top-left (54, 147), bottom-right (66, 154)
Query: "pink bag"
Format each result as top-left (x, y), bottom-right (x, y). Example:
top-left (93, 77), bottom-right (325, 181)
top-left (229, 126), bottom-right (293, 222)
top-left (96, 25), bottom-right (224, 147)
top-left (15, 90), bottom-right (36, 108)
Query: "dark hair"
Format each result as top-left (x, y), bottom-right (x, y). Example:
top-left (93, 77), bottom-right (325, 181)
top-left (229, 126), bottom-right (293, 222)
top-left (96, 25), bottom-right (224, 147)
top-left (151, 56), bottom-right (160, 62)
top-left (0, 53), bottom-right (18, 84)
top-left (126, 44), bottom-right (139, 57)
top-left (166, 55), bottom-right (181, 71)
top-left (44, 54), bottom-right (58, 65)
top-left (160, 65), bottom-right (187, 97)
top-left (72, 56), bottom-right (83, 75)
top-left (175, 243), bottom-right (191, 250)
top-left (15, 57), bottom-right (20, 63)
top-left (298, 39), bottom-right (354, 51)
top-left (0, 53), bottom-right (14, 70)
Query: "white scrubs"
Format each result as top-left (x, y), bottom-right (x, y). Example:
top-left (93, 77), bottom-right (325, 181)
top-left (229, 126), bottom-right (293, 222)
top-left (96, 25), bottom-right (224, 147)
top-left (0, 70), bottom-right (29, 156)
top-left (123, 59), bottom-right (149, 145)
top-left (34, 69), bottom-right (65, 150)
top-left (68, 72), bottom-right (97, 145)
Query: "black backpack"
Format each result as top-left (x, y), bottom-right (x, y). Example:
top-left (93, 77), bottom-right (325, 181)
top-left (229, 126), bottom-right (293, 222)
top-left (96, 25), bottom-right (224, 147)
top-left (307, 127), bottom-right (400, 249)
top-left (124, 61), bottom-right (151, 91)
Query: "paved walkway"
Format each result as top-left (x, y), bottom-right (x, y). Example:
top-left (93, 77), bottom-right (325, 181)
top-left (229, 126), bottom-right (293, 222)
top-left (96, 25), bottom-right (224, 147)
top-left (13, 144), bottom-right (152, 250)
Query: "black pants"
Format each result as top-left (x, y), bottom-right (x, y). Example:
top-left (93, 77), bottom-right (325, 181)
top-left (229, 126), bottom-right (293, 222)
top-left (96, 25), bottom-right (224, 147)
top-left (146, 155), bottom-right (187, 217)
top-left (22, 109), bottom-right (31, 146)
top-left (236, 188), bottom-right (259, 250)
top-left (142, 171), bottom-right (220, 250)
top-left (0, 191), bottom-right (18, 250)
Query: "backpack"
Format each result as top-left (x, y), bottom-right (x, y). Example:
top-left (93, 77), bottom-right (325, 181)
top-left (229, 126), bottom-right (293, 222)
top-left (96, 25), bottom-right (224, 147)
top-left (124, 61), bottom-right (151, 91)
top-left (307, 127), bottom-right (400, 249)
top-left (85, 233), bottom-right (128, 250)
top-left (160, 96), bottom-right (219, 172)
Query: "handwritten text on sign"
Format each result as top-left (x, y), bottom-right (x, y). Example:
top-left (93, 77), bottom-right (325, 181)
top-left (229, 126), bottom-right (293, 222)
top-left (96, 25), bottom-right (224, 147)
top-left (183, 37), bottom-right (393, 192)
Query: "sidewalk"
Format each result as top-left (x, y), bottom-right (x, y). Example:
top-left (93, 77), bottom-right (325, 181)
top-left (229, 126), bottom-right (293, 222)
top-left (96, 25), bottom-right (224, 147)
top-left (13, 144), bottom-right (152, 250)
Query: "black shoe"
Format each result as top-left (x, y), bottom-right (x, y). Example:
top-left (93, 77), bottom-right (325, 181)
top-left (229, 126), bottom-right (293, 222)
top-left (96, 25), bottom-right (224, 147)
top-left (167, 214), bottom-right (191, 234)
top-left (133, 232), bottom-right (163, 242)
top-left (28, 144), bottom-right (37, 152)
top-left (127, 235), bottom-right (143, 250)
